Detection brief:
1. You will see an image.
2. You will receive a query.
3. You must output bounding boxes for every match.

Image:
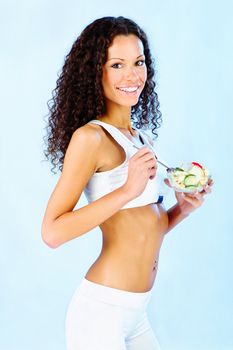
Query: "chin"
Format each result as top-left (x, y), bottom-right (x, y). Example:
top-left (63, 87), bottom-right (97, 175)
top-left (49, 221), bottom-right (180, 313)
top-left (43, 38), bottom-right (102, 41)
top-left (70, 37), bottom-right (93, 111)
top-left (116, 97), bottom-right (141, 107)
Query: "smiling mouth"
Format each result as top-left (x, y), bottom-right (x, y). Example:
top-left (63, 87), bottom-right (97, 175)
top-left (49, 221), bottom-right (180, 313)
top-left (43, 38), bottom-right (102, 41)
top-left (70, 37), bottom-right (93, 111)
top-left (116, 86), bottom-right (140, 92)
top-left (116, 85), bottom-right (141, 95)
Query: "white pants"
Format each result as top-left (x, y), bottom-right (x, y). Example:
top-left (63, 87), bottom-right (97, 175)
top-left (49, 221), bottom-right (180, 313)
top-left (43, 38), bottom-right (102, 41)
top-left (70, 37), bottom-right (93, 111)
top-left (65, 277), bottom-right (161, 350)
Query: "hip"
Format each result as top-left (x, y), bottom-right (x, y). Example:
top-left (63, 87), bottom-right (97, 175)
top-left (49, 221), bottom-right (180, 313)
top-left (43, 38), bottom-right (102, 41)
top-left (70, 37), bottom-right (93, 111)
top-left (84, 253), bottom-right (159, 292)
top-left (65, 277), bottom-right (161, 349)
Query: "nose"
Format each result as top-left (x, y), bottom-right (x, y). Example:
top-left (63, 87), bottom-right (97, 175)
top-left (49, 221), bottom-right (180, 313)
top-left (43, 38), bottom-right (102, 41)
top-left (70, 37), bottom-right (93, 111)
top-left (125, 66), bottom-right (140, 81)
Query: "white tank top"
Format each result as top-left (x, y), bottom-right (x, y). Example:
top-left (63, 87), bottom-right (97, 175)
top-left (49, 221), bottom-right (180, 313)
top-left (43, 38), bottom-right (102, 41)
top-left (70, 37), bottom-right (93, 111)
top-left (84, 120), bottom-right (164, 210)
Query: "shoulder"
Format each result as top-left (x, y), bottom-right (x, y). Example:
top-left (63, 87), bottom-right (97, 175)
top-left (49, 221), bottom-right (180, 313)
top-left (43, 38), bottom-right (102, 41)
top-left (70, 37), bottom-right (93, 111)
top-left (73, 122), bottom-right (114, 150)
top-left (71, 122), bottom-right (103, 145)
top-left (62, 124), bottom-right (102, 181)
top-left (62, 122), bottom-right (103, 173)
top-left (65, 122), bottom-right (105, 173)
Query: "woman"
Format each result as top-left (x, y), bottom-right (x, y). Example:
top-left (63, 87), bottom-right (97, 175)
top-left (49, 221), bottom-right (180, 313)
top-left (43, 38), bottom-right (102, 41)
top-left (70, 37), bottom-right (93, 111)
top-left (41, 16), bottom-right (213, 350)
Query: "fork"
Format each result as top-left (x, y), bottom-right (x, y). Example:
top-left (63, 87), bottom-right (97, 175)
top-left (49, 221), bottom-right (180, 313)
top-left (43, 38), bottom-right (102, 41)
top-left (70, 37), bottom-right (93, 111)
top-left (132, 144), bottom-right (176, 172)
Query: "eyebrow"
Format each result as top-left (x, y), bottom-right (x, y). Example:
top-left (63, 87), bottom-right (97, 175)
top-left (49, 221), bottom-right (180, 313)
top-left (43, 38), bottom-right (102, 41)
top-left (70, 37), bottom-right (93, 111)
top-left (107, 54), bottom-right (145, 61)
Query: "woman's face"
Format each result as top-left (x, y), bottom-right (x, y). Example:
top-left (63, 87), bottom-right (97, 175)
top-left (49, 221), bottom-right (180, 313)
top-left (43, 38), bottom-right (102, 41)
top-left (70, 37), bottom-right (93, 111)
top-left (102, 34), bottom-right (147, 108)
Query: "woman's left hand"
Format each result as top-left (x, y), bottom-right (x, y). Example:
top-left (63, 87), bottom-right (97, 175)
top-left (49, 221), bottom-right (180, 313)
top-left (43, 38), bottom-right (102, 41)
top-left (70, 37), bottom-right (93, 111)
top-left (164, 177), bottom-right (214, 216)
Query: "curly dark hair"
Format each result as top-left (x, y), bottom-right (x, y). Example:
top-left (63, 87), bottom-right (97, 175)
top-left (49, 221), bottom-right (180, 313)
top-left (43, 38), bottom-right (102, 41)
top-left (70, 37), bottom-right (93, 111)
top-left (43, 16), bottom-right (162, 174)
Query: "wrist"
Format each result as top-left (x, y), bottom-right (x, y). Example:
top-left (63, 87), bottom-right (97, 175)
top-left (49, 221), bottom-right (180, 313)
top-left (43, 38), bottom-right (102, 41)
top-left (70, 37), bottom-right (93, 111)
top-left (175, 201), bottom-right (190, 218)
top-left (118, 185), bottom-right (135, 202)
top-left (165, 202), bottom-right (190, 235)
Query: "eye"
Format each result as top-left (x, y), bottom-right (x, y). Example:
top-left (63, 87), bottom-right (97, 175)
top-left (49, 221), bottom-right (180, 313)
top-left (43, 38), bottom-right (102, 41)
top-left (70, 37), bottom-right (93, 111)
top-left (111, 60), bottom-right (145, 69)
top-left (111, 63), bottom-right (123, 69)
top-left (136, 60), bottom-right (145, 66)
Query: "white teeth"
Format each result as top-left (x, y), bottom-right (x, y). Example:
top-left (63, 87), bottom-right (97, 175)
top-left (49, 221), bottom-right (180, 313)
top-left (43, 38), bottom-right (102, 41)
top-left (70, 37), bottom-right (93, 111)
top-left (118, 86), bottom-right (138, 92)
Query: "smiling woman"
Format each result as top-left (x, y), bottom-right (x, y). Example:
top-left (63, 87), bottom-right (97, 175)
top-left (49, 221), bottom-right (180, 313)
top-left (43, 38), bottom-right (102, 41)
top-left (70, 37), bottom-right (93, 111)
top-left (102, 34), bottom-right (147, 104)
top-left (42, 15), bottom-right (213, 350)
top-left (42, 17), bottom-right (161, 175)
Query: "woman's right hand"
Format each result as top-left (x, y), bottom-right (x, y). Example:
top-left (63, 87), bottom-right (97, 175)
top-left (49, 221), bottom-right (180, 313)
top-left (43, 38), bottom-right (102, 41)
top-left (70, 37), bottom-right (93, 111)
top-left (121, 146), bottom-right (157, 199)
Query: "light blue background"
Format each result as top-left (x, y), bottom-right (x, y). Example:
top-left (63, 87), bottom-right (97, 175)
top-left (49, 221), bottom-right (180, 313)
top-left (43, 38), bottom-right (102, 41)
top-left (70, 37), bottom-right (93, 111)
top-left (1, 1), bottom-right (232, 349)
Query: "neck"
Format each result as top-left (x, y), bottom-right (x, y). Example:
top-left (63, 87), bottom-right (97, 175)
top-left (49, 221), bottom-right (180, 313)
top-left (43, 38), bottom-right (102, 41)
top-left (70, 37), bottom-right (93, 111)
top-left (97, 104), bottom-right (135, 134)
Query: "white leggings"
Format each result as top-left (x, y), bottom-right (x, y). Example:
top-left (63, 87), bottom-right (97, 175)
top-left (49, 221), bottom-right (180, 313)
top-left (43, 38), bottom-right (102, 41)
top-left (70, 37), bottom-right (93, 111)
top-left (65, 277), bottom-right (161, 350)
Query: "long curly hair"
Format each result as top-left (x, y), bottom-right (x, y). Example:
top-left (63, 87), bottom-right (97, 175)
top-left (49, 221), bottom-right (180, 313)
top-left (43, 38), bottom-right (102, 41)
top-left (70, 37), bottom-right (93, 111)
top-left (43, 16), bottom-right (162, 174)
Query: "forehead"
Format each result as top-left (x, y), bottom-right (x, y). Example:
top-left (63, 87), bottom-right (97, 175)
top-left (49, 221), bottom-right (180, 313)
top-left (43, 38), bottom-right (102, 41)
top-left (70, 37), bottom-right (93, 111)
top-left (107, 34), bottom-right (144, 59)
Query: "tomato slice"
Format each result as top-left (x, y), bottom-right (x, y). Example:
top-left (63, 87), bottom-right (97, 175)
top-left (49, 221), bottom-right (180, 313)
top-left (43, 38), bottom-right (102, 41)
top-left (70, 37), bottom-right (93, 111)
top-left (192, 161), bottom-right (203, 169)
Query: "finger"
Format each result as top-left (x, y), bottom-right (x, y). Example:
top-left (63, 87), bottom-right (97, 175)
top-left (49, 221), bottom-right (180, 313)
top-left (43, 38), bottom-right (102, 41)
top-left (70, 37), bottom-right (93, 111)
top-left (196, 192), bottom-right (205, 200)
top-left (149, 166), bottom-right (157, 174)
top-left (164, 178), bottom-right (172, 187)
top-left (208, 178), bottom-right (214, 186)
top-left (200, 185), bottom-right (212, 194)
top-left (132, 147), bottom-right (152, 160)
top-left (145, 157), bottom-right (157, 166)
top-left (186, 193), bottom-right (203, 201)
top-left (200, 189), bottom-right (210, 195)
top-left (201, 179), bottom-right (214, 193)
top-left (183, 189), bottom-right (203, 198)
top-left (149, 170), bottom-right (157, 179)
top-left (136, 146), bottom-right (154, 158)
top-left (182, 193), bottom-right (204, 207)
top-left (146, 161), bottom-right (157, 173)
top-left (148, 165), bottom-right (157, 179)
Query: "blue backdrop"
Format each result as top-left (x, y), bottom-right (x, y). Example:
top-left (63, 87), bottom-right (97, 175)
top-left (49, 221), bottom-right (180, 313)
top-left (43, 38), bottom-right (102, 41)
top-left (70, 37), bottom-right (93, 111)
top-left (1, 1), bottom-right (232, 349)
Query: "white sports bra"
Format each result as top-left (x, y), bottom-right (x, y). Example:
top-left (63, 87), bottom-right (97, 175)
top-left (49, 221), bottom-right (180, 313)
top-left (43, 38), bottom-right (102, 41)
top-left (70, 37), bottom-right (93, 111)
top-left (84, 120), bottom-right (164, 210)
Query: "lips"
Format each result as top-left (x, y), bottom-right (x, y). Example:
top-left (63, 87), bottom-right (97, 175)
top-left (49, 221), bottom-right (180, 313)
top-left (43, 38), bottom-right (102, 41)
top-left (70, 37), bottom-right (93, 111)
top-left (116, 85), bottom-right (140, 93)
top-left (117, 85), bottom-right (139, 92)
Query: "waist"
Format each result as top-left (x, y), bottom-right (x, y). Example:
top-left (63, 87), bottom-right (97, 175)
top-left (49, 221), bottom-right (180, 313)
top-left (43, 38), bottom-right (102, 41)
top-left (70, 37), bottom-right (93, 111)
top-left (78, 277), bottom-right (152, 310)
top-left (85, 245), bottom-right (160, 293)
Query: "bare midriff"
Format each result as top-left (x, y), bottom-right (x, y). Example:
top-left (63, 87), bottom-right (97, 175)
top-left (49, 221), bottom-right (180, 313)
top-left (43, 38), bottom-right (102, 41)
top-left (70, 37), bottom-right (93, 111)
top-left (85, 202), bottom-right (169, 292)
top-left (84, 122), bottom-right (169, 292)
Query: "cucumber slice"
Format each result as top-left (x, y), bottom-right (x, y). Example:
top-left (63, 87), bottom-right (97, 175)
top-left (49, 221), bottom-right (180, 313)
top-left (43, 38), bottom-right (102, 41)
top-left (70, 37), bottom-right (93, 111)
top-left (184, 185), bottom-right (198, 190)
top-left (184, 174), bottom-right (199, 187)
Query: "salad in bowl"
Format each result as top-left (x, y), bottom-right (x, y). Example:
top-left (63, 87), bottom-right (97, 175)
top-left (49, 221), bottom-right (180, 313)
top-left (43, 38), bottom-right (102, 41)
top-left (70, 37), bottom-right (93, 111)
top-left (167, 162), bottom-right (211, 193)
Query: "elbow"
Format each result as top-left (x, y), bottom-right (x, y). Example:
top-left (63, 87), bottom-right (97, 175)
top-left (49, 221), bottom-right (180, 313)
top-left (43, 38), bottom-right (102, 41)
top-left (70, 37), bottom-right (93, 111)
top-left (41, 225), bottom-right (61, 249)
top-left (41, 232), bottom-right (59, 249)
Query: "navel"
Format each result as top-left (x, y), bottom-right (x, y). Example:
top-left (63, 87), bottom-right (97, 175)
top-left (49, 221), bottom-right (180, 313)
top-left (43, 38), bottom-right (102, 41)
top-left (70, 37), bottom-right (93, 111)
top-left (153, 259), bottom-right (157, 271)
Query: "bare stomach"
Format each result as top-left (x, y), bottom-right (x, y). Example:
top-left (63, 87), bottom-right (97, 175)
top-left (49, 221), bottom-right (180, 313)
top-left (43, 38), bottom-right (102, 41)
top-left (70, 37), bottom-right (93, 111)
top-left (85, 203), bottom-right (169, 292)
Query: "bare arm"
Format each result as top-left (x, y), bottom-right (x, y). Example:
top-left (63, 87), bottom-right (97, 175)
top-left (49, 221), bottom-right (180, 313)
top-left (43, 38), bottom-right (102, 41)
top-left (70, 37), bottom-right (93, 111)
top-left (41, 125), bottom-right (132, 248)
top-left (141, 134), bottom-right (213, 235)
top-left (164, 203), bottom-right (189, 234)
top-left (42, 186), bottom-right (130, 248)
top-left (164, 179), bottom-right (213, 235)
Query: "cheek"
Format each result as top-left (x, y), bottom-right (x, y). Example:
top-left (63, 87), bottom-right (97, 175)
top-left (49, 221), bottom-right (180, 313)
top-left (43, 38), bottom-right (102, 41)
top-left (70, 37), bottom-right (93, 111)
top-left (102, 70), bottom-right (117, 90)
top-left (102, 72), bottom-right (122, 98)
top-left (140, 66), bottom-right (147, 81)
top-left (107, 70), bottom-right (122, 84)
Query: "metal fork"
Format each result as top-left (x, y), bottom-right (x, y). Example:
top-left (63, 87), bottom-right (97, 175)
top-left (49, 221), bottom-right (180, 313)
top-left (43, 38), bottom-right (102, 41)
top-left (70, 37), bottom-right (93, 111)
top-left (133, 144), bottom-right (176, 172)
